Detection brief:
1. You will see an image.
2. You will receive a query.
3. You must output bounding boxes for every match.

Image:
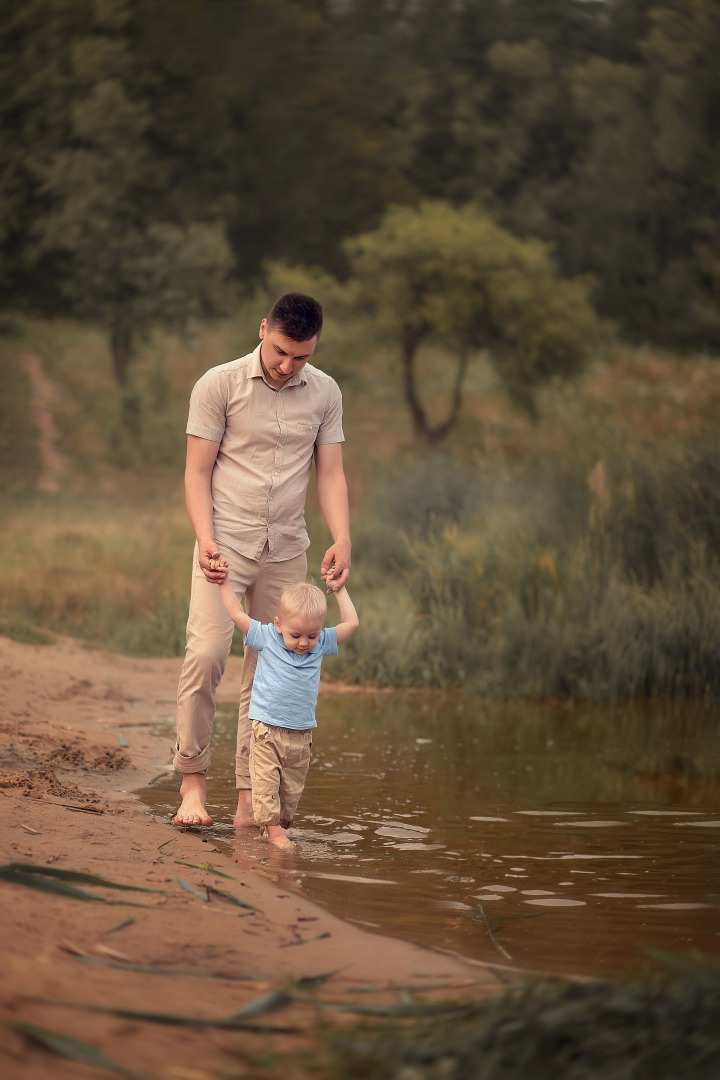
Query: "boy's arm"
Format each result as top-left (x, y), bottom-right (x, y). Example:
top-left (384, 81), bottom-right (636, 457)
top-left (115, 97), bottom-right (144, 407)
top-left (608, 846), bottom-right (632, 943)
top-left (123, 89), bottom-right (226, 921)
top-left (332, 585), bottom-right (359, 645)
top-left (214, 571), bottom-right (251, 636)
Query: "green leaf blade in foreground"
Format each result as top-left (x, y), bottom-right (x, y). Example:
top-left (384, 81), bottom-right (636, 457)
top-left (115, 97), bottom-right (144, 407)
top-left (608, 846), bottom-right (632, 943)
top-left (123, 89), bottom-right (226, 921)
top-left (14, 1022), bottom-right (151, 1080)
top-left (0, 866), bottom-right (111, 903)
top-left (174, 876), bottom-right (209, 901)
top-left (225, 990), bottom-right (293, 1020)
top-left (25, 991), bottom-right (299, 1032)
top-left (0, 862), bottom-right (163, 892)
top-left (208, 885), bottom-right (260, 911)
top-left (0, 864), bottom-right (158, 906)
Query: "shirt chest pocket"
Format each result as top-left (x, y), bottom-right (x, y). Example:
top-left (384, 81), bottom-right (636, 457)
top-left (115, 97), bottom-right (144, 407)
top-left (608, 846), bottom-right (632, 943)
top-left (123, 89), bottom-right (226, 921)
top-left (291, 422), bottom-right (319, 457)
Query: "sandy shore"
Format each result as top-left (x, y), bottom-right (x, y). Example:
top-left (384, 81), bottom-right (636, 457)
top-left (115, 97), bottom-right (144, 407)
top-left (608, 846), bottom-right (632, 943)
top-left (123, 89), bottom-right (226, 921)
top-left (0, 634), bottom-right (500, 1079)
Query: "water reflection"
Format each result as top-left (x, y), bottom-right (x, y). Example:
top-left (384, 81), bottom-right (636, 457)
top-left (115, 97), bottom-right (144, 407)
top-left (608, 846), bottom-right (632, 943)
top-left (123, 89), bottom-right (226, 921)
top-left (140, 693), bottom-right (720, 979)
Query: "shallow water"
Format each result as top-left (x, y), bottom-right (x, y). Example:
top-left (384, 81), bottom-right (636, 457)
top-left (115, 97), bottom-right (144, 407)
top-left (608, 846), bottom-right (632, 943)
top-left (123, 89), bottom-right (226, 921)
top-left (140, 693), bottom-right (720, 979)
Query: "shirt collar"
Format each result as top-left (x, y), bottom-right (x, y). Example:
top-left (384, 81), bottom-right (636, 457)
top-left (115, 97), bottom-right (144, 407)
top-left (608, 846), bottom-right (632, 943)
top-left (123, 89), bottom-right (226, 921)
top-left (250, 343), bottom-right (308, 389)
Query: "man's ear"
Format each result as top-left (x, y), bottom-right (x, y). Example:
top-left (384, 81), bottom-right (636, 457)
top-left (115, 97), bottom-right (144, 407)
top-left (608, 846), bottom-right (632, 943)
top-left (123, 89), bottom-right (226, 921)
top-left (259, 318), bottom-right (267, 339)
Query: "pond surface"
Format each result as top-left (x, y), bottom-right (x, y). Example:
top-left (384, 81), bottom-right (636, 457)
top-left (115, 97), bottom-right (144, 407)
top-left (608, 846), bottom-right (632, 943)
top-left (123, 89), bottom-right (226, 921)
top-left (140, 693), bottom-right (720, 980)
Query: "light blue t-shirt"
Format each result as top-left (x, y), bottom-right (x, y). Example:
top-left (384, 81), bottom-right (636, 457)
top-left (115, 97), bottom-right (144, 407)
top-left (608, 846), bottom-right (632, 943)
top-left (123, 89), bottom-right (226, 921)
top-left (245, 619), bottom-right (338, 730)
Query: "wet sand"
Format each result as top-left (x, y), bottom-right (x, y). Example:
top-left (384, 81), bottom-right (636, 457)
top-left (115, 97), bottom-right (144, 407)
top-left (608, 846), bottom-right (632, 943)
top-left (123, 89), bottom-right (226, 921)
top-left (0, 634), bottom-right (500, 1079)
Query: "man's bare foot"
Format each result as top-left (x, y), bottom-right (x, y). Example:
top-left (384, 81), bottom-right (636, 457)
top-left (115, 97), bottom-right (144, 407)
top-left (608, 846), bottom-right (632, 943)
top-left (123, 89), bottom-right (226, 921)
top-left (234, 788), bottom-right (256, 828)
top-left (266, 824), bottom-right (297, 850)
top-left (174, 773), bottom-right (213, 827)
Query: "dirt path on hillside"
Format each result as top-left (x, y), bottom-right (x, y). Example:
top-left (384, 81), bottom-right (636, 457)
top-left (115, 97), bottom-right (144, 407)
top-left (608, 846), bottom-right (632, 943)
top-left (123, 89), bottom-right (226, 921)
top-left (19, 351), bottom-right (68, 493)
top-left (0, 634), bottom-right (503, 1080)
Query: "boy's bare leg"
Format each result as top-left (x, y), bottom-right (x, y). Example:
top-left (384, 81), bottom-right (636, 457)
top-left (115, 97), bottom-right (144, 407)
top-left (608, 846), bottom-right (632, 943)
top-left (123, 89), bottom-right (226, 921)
top-left (265, 824), bottom-right (297, 850)
top-left (234, 788), bottom-right (255, 829)
top-left (174, 772), bottom-right (213, 827)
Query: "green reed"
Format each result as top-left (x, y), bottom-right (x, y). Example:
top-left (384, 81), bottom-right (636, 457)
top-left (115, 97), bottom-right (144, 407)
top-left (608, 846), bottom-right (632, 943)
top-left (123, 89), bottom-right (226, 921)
top-left (337, 433), bottom-right (720, 700)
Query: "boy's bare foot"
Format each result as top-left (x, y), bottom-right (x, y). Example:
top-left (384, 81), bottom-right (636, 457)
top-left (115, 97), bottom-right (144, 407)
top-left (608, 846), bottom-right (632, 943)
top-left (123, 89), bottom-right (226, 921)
top-left (266, 824), bottom-right (297, 850)
top-left (234, 788), bottom-right (256, 828)
top-left (174, 773), bottom-right (213, 827)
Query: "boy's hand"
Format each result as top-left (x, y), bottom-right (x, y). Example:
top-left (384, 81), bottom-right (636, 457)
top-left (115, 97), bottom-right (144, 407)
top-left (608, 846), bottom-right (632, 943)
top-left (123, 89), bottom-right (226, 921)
top-left (323, 565), bottom-right (348, 594)
top-left (323, 567), bottom-right (339, 593)
top-left (199, 542), bottom-right (228, 582)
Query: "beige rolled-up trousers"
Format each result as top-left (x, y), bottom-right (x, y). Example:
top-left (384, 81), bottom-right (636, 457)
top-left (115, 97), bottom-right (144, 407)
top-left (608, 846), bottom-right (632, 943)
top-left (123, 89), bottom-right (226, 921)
top-left (249, 722), bottom-right (313, 827)
top-left (174, 541), bottom-right (307, 788)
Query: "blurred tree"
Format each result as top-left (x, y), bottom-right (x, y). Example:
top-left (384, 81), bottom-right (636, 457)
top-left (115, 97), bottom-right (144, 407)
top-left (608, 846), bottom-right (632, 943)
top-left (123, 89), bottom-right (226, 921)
top-left (0, 0), bottom-right (84, 302)
top-left (640, 0), bottom-right (720, 346)
top-left (376, 0), bottom-right (719, 351)
top-left (2, 0), bottom-right (718, 356)
top-left (10, 0), bottom-right (236, 383)
top-left (544, 0), bottom-right (720, 348)
top-left (0, 0), bottom-right (415, 334)
top-left (217, 0), bottom-right (414, 280)
top-left (343, 201), bottom-right (602, 442)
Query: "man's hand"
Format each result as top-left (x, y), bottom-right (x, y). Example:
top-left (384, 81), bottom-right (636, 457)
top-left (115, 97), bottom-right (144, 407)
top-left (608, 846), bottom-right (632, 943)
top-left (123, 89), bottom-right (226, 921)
top-left (321, 541), bottom-right (351, 593)
top-left (198, 542), bottom-right (229, 582)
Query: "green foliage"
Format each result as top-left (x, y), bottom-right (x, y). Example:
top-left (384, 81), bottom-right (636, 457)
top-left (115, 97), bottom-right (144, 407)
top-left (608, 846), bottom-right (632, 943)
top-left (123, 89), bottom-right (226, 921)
top-left (15, 1), bottom-right (237, 383)
top-left (305, 962), bottom-right (720, 1080)
top-left (2, 0), bottom-right (719, 354)
top-left (343, 201), bottom-right (603, 436)
top-left (1, 308), bottom-right (719, 701)
top-left (341, 431), bottom-right (720, 700)
top-left (0, 614), bottom-right (55, 646)
top-left (0, 488), bottom-right (193, 657)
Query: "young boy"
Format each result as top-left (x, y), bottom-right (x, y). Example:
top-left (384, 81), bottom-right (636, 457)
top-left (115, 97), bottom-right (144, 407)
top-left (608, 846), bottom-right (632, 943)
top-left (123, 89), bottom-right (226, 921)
top-left (212, 561), bottom-right (359, 849)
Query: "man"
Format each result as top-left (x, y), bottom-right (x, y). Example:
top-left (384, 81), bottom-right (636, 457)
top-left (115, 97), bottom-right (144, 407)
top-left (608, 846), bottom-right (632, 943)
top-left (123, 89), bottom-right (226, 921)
top-left (173, 292), bottom-right (351, 828)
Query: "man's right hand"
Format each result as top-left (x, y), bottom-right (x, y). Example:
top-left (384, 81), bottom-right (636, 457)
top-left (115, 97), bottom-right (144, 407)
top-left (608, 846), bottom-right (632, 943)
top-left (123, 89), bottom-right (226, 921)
top-left (199, 542), bottom-right (229, 582)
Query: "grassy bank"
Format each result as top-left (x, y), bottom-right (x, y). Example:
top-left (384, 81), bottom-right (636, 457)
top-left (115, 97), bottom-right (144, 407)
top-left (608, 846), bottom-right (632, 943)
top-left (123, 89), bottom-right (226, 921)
top-left (281, 961), bottom-right (720, 1080)
top-left (1, 315), bottom-right (719, 699)
top-left (282, 963), bottom-right (720, 1080)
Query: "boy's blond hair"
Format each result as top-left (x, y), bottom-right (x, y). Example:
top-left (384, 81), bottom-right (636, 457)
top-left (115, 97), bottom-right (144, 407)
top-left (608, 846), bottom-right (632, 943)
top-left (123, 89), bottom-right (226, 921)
top-left (278, 582), bottom-right (327, 623)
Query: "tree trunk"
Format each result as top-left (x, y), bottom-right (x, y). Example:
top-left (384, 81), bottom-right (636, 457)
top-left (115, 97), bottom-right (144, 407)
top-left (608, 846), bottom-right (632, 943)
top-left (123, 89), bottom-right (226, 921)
top-left (401, 330), bottom-right (469, 444)
top-left (111, 324), bottom-right (132, 386)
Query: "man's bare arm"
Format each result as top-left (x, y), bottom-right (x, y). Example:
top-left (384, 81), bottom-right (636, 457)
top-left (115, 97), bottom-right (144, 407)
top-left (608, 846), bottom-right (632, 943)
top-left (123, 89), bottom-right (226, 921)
top-left (185, 434), bottom-right (227, 582)
top-left (315, 442), bottom-right (351, 591)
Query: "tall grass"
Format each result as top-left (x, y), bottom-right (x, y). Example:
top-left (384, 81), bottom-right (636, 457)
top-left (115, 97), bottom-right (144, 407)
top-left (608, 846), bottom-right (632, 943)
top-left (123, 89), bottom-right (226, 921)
top-left (0, 323), bottom-right (43, 489)
top-left (0, 492), bottom-right (193, 655)
top-left (337, 431), bottom-right (720, 700)
top-left (2, 314), bottom-right (719, 700)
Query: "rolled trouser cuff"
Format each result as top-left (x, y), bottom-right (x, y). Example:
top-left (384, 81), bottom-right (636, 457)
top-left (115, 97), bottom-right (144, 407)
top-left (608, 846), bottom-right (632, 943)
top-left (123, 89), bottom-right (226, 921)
top-left (173, 743), bottom-right (211, 774)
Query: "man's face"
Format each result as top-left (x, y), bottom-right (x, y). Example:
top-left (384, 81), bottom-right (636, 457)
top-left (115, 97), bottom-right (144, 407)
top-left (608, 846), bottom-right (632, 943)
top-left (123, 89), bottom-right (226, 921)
top-left (259, 318), bottom-right (318, 388)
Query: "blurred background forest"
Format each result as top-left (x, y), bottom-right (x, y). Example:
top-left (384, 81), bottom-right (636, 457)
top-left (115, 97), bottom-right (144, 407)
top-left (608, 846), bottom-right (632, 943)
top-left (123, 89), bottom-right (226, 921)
top-left (1, 0), bottom-right (719, 701)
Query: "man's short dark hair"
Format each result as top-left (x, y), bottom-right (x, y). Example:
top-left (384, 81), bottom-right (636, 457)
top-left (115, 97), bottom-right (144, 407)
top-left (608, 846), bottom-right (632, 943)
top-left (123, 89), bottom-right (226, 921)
top-left (266, 293), bottom-right (323, 342)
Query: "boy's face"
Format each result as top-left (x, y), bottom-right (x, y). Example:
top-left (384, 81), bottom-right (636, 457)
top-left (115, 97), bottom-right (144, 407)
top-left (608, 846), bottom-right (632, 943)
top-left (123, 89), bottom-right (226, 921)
top-left (274, 612), bottom-right (325, 654)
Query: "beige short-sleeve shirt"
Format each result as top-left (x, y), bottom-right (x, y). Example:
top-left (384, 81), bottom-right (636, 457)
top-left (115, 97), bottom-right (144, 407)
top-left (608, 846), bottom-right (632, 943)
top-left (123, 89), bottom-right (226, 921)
top-left (187, 345), bottom-right (345, 562)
